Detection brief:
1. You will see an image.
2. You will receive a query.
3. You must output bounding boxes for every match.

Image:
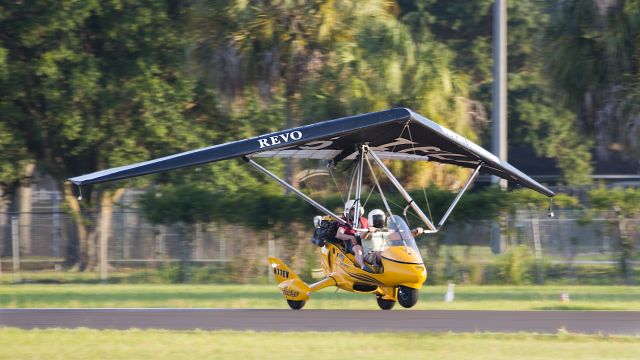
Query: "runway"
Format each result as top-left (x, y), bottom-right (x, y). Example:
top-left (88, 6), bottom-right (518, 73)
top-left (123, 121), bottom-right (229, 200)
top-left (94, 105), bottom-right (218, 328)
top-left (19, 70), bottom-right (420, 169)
top-left (2, 309), bottom-right (639, 335)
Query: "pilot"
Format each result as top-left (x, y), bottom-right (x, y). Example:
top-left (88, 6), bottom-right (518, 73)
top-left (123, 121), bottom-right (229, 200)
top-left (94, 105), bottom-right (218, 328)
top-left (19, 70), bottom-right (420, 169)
top-left (335, 199), bottom-right (371, 272)
top-left (362, 209), bottom-right (386, 267)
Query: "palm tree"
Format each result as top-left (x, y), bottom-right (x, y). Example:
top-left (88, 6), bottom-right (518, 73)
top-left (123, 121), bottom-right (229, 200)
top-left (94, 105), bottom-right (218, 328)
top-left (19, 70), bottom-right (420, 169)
top-left (545, 0), bottom-right (640, 158)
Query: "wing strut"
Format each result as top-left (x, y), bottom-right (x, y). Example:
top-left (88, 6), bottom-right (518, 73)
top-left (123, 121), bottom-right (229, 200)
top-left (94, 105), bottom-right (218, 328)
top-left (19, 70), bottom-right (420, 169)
top-left (437, 162), bottom-right (482, 229)
top-left (368, 148), bottom-right (483, 233)
top-left (352, 144), bottom-right (366, 224)
top-left (243, 156), bottom-right (346, 225)
top-left (367, 148), bottom-right (438, 232)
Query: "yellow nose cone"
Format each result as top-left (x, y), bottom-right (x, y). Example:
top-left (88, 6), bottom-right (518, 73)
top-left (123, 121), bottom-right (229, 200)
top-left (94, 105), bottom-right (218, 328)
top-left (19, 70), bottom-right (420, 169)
top-left (383, 246), bottom-right (423, 264)
top-left (380, 247), bottom-right (427, 288)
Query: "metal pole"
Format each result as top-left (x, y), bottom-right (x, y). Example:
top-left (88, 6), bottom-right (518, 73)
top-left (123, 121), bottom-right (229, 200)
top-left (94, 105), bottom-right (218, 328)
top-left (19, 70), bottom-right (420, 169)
top-left (353, 145), bottom-right (366, 223)
top-left (368, 150), bottom-right (437, 232)
top-left (244, 157), bottom-right (346, 225)
top-left (438, 164), bottom-right (483, 229)
top-left (11, 215), bottom-right (20, 283)
top-left (492, 0), bottom-right (508, 190)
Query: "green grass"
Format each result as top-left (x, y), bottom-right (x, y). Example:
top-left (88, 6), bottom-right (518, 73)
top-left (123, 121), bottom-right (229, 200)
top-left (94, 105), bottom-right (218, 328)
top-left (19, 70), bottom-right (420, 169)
top-left (1, 284), bottom-right (639, 310)
top-left (0, 328), bottom-right (638, 360)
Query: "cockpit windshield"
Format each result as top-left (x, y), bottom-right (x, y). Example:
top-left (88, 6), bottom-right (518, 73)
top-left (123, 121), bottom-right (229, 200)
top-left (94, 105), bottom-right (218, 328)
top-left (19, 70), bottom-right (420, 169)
top-left (384, 215), bottom-right (420, 253)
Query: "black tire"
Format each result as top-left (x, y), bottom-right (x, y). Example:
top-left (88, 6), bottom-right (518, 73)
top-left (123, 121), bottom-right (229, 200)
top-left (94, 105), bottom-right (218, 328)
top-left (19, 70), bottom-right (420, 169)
top-left (376, 295), bottom-right (396, 310)
top-left (397, 286), bottom-right (419, 308)
top-left (287, 300), bottom-right (306, 310)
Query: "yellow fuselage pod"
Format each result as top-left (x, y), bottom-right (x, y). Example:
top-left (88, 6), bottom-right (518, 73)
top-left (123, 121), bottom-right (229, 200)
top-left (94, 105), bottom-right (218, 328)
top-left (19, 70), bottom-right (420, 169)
top-left (269, 242), bottom-right (427, 304)
top-left (318, 242), bottom-right (427, 298)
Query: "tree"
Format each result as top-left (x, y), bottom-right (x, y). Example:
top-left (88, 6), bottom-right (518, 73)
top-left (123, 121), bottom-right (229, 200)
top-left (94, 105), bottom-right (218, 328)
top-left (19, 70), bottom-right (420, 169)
top-left (187, 1), bottom-right (479, 190)
top-left (0, 123), bottom-right (28, 192)
top-left (589, 186), bottom-right (640, 285)
top-left (545, 0), bottom-right (640, 158)
top-left (0, 0), bottom-right (200, 269)
top-left (297, 1), bottom-right (478, 189)
top-left (0, 40), bottom-right (31, 237)
top-left (399, 0), bottom-right (594, 185)
top-left (188, 0), bottom-right (343, 187)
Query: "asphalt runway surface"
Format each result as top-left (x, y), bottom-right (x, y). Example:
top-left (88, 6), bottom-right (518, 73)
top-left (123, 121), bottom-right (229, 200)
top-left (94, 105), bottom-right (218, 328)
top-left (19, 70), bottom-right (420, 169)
top-left (2, 309), bottom-right (640, 335)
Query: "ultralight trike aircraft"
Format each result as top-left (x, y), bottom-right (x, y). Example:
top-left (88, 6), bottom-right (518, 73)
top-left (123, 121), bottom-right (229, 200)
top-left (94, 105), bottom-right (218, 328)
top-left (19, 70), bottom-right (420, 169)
top-left (69, 108), bottom-right (554, 310)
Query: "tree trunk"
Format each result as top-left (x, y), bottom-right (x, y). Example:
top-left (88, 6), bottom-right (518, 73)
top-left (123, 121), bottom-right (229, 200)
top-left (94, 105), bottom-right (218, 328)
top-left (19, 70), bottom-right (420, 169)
top-left (180, 222), bottom-right (192, 284)
top-left (63, 182), bottom-right (89, 270)
top-left (18, 161), bottom-right (35, 255)
top-left (0, 188), bottom-right (7, 254)
top-left (98, 188), bottom-right (125, 279)
top-left (617, 213), bottom-right (634, 285)
top-left (0, 187), bottom-right (6, 274)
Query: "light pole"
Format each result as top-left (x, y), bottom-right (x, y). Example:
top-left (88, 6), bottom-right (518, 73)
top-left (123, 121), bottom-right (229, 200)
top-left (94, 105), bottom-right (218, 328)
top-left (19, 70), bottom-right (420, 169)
top-left (492, 0), bottom-right (507, 190)
top-left (491, 0), bottom-right (509, 255)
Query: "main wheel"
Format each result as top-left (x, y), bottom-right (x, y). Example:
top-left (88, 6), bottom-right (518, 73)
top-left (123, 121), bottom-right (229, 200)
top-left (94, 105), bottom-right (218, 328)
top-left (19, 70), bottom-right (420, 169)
top-left (397, 286), bottom-right (419, 308)
top-left (376, 295), bottom-right (396, 310)
top-left (287, 300), bottom-right (306, 310)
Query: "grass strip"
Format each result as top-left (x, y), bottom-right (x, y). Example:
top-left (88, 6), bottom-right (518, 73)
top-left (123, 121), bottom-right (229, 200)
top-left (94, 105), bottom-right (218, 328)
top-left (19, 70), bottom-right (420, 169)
top-left (0, 328), bottom-right (638, 360)
top-left (1, 284), bottom-right (639, 310)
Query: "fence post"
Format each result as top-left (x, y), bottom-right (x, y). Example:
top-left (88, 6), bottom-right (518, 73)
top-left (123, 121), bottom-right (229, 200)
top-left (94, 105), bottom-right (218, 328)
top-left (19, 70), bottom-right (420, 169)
top-left (11, 215), bottom-right (21, 283)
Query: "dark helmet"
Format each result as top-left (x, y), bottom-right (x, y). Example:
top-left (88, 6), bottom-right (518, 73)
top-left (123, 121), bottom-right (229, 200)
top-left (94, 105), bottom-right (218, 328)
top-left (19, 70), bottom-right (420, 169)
top-left (368, 209), bottom-right (386, 229)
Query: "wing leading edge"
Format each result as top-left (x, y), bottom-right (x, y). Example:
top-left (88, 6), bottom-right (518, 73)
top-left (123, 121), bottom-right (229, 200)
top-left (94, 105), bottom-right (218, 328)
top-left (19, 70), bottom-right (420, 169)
top-left (68, 108), bottom-right (554, 197)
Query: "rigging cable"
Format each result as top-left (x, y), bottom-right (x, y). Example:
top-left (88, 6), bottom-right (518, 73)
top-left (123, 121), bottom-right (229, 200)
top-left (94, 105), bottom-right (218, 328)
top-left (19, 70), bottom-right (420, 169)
top-left (327, 164), bottom-right (345, 204)
top-left (387, 122), bottom-right (414, 226)
top-left (365, 156), bottom-right (394, 218)
top-left (406, 123), bottom-right (434, 224)
top-left (345, 159), bottom-right (357, 203)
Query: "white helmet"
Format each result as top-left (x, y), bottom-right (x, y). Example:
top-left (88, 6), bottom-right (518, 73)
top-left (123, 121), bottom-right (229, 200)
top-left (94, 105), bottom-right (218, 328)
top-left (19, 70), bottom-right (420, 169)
top-left (344, 199), bottom-right (364, 218)
top-left (368, 209), bottom-right (386, 229)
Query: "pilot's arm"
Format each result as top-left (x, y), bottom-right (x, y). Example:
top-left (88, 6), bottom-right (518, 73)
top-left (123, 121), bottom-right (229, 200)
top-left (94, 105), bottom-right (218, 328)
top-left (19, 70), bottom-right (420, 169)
top-left (387, 227), bottom-right (424, 240)
top-left (336, 226), bottom-right (358, 244)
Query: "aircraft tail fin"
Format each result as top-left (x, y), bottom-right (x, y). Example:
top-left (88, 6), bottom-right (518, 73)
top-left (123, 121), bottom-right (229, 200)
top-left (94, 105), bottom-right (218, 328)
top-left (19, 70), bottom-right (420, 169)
top-left (268, 256), bottom-right (300, 284)
top-left (268, 256), bottom-right (311, 301)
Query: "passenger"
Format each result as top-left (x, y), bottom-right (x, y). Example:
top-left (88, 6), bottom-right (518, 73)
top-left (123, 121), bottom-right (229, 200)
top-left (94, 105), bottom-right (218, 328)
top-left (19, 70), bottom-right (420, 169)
top-left (364, 209), bottom-right (425, 267)
top-left (362, 209), bottom-right (386, 267)
top-left (335, 199), bottom-right (370, 272)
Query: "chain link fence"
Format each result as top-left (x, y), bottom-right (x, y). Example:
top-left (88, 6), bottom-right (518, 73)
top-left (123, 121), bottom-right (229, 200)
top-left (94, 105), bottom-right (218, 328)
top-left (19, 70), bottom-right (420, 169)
top-left (1, 190), bottom-right (638, 284)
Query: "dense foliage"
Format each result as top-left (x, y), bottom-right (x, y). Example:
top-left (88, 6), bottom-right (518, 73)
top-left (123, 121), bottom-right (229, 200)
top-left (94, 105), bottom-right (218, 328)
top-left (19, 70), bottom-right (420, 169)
top-left (3, 0), bottom-right (615, 193)
top-left (1, 1), bottom-right (639, 269)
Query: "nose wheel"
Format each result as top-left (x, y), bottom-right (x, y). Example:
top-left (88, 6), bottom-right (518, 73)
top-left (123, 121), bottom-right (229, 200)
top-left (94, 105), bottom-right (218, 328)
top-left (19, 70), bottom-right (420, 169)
top-left (397, 286), bottom-right (419, 308)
